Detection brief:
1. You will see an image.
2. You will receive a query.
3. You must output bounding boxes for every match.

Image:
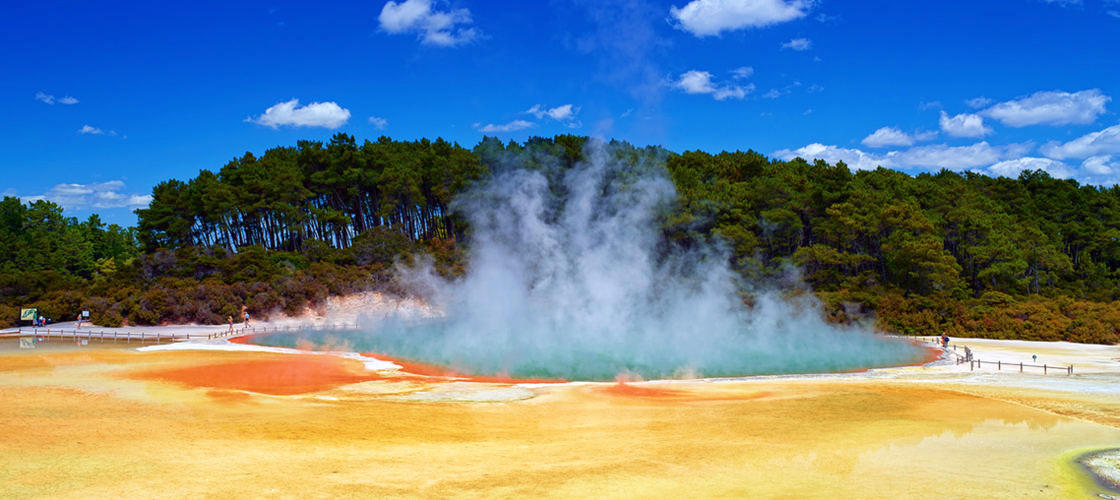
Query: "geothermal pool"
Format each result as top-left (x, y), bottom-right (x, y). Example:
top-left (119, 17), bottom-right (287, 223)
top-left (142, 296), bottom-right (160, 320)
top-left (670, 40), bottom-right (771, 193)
top-left (244, 324), bottom-right (930, 381)
top-left (246, 151), bottom-right (934, 381)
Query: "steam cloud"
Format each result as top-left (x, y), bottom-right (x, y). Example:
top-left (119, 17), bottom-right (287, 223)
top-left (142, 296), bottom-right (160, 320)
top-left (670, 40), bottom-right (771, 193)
top-left (273, 141), bottom-right (924, 380)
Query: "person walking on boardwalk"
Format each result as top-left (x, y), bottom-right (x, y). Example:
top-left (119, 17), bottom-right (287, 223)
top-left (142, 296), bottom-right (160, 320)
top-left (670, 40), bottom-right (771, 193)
top-left (242, 306), bottom-right (250, 327)
top-left (228, 315), bottom-right (234, 334)
top-left (76, 312), bottom-right (82, 330)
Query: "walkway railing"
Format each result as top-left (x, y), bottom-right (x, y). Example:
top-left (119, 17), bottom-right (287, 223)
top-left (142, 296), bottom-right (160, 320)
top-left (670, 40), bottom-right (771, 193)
top-left (4, 322), bottom-right (361, 346)
top-left (917, 336), bottom-right (1073, 376)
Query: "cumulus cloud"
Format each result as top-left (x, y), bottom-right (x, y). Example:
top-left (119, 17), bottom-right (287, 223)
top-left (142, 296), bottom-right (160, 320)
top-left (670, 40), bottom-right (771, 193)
top-left (773, 143), bottom-right (887, 171)
top-left (892, 142), bottom-right (1010, 171)
top-left (368, 116), bottom-right (388, 130)
top-left (78, 125), bottom-right (104, 135)
top-left (781, 37), bottom-right (811, 50)
top-left (1040, 123), bottom-right (1120, 159)
top-left (776, 141), bottom-right (1029, 173)
top-left (981, 89), bottom-right (1110, 127)
top-left (730, 66), bottom-right (754, 79)
top-left (20, 181), bottom-right (152, 211)
top-left (247, 99), bottom-right (350, 129)
top-left (939, 111), bottom-right (993, 138)
top-left (987, 157), bottom-right (1074, 179)
top-left (474, 120), bottom-right (534, 133)
top-left (669, 0), bottom-right (811, 37)
top-left (526, 104), bottom-right (581, 128)
top-left (1081, 155), bottom-right (1117, 176)
top-left (378, 0), bottom-right (478, 47)
top-left (675, 70), bottom-right (753, 100)
top-left (35, 91), bottom-right (78, 105)
top-left (526, 104), bottom-right (577, 121)
top-left (861, 127), bottom-right (936, 148)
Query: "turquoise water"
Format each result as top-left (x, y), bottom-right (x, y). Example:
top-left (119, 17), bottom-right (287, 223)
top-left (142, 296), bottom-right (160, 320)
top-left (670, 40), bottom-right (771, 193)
top-left (246, 321), bottom-right (929, 381)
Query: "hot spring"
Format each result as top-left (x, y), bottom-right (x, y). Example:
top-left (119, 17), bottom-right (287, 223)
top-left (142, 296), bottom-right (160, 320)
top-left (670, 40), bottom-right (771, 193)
top-left (248, 143), bottom-right (927, 381)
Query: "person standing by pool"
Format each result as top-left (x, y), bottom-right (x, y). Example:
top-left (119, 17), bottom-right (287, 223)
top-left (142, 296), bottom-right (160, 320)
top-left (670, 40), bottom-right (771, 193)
top-left (76, 312), bottom-right (82, 329)
top-left (243, 309), bottom-right (250, 327)
top-left (228, 315), bottom-right (234, 334)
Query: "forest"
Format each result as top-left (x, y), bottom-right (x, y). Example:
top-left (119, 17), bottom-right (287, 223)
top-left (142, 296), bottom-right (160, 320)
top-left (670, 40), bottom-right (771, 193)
top-left (3, 133), bottom-right (1119, 344)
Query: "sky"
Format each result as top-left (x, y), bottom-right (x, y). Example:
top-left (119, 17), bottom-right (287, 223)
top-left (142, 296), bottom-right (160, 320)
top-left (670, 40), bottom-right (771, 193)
top-left (3, 0), bottom-right (1120, 226)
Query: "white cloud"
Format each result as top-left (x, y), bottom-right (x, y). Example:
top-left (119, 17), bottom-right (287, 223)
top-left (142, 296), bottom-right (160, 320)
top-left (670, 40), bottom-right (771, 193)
top-left (981, 89), bottom-right (1110, 127)
top-left (526, 104), bottom-right (579, 121)
top-left (368, 116), bottom-right (388, 130)
top-left (773, 143), bottom-right (886, 171)
top-left (939, 111), bottom-right (993, 138)
top-left (776, 141), bottom-right (1027, 173)
top-left (19, 181), bottom-right (153, 211)
top-left (675, 70), bottom-right (753, 100)
top-left (669, 0), bottom-right (811, 37)
top-left (965, 96), bottom-right (992, 108)
top-left (379, 0), bottom-right (478, 47)
top-left (730, 66), bottom-right (754, 79)
top-left (247, 99), bottom-right (350, 129)
top-left (35, 91), bottom-right (79, 105)
top-left (762, 89), bottom-right (782, 99)
top-left (781, 37), bottom-right (811, 50)
top-left (78, 125), bottom-right (104, 135)
top-left (1040, 123), bottom-right (1120, 159)
top-left (892, 142), bottom-right (1009, 171)
top-left (1081, 155), bottom-right (1116, 175)
top-left (861, 127), bottom-right (936, 148)
top-left (987, 157), bottom-right (1074, 179)
top-left (474, 120), bottom-right (534, 133)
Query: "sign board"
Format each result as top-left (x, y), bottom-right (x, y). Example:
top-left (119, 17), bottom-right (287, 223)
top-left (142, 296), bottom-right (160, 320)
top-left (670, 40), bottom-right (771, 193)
top-left (19, 308), bottom-right (38, 321)
top-left (82, 310), bottom-right (90, 319)
top-left (19, 337), bottom-right (36, 349)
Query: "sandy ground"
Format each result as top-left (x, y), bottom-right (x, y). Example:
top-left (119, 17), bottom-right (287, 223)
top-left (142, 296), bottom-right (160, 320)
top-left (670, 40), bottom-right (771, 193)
top-left (1, 293), bottom-right (1119, 498)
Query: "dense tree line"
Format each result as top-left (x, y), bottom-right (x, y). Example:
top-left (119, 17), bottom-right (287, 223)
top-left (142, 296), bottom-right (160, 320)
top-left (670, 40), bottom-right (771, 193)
top-left (136, 134), bottom-right (484, 252)
top-left (662, 150), bottom-right (1120, 342)
top-left (4, 135), bottom-right (1120, 343)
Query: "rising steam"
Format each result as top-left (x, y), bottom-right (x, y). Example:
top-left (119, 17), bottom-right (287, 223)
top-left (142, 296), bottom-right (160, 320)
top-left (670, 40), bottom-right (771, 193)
top-left (268, 141), bottom-right (924, 380)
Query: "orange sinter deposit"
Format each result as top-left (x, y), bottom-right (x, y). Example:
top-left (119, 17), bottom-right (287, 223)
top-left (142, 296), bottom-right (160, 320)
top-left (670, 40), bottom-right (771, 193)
top-left (126, 352), bottom-right (382, 395)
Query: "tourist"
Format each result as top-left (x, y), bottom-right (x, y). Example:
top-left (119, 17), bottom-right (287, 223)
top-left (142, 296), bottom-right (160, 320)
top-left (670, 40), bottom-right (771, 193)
top-left (228, 315), bottom-right (234, 333)
top-left (76, 312), bottom-right (82, 329)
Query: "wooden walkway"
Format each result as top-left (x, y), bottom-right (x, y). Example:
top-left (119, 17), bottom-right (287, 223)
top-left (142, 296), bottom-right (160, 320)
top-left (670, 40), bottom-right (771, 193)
top-left (917, 336), bottom-right (1074, 375)
top-left (2, 322), bottom-right (361, 346)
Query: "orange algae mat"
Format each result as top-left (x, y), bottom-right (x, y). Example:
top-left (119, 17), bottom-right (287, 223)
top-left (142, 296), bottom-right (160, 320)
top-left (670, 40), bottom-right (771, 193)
top-left (127, 352), bottom-right (383, 395)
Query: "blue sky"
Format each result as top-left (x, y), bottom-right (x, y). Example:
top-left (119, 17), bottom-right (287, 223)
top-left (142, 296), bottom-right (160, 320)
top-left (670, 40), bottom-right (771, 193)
top-left (4, 0), bottom-right (1120, 225)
